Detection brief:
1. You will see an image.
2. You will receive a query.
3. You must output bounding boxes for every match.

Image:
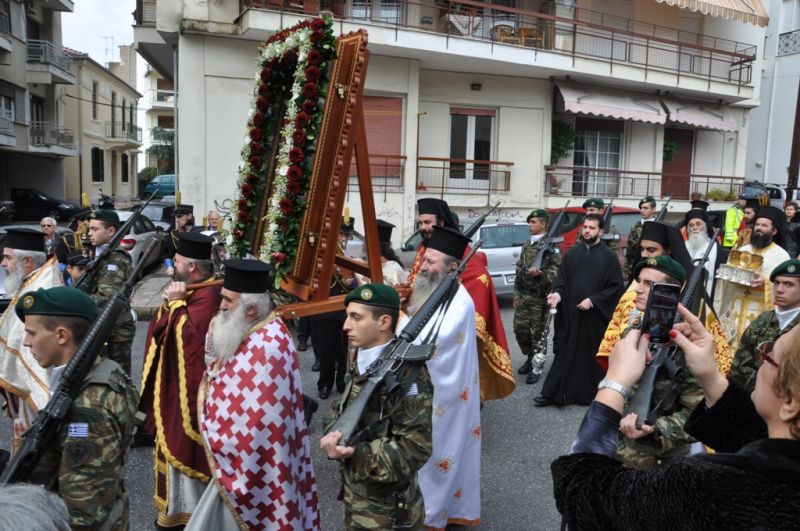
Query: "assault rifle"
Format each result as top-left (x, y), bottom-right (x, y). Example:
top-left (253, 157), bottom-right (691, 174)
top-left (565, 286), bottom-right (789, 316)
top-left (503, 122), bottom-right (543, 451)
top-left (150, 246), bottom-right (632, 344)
top-left (327, 242), bottom-right (483, 446)
top-left (629, 228), bottom-right (720, 429)
top-left (1, 239), bottom-right (157, 484)
top-left (73, 192), bottom-right (158, 291)
top-left (530, 200), bottom-right (570, 270)
top-left (601, 199), bottom-right (618, 242)
top-left (654, 196), bottom-right (672, 223)
top-left (463, 201), bottom-right (502, 239)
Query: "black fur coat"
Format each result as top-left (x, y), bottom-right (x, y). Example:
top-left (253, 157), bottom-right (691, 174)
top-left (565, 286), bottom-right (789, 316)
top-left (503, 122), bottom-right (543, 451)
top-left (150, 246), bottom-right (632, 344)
top-left (551, 382), bottom-right (800, 530)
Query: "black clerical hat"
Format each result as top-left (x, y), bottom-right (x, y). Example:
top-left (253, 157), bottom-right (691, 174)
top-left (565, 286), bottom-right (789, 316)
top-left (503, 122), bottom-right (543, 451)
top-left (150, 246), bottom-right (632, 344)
top-left (176, 232), bottom-right (213, 260)
top-left (66, 251), bottom-right (89, 267)
top-left (426, 225), bottom-right (469, 259)
top-left (175, 204), bottom-right (194, 216)
top-left (685, 210), bottom-right (713, 236)
top-left (377, 219), bottom-right (394, 244)
top-left (689, 200), bottom-right (709, 211)
top-left (417, 198), bottom-right (459, 230)
top-left (640, 221), bottom-right (669, 247)
top-left (3, 228), bottom-right (45, 253)
top-left (755, 206), bottom-right (786, 247)
top-left (223, 259), bottom-right (273, 293)
top-left (340, 217), bottom-right (356, 234)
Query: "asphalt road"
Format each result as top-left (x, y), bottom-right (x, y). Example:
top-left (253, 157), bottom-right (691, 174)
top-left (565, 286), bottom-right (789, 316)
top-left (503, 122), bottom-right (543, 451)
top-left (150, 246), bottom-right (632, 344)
top-left (1, 295), bottom-right (587, 530)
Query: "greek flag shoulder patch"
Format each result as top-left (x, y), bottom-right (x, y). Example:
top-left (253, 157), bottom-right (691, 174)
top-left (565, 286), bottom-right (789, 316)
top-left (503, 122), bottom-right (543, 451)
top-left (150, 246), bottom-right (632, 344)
top-left (67, 422), bottom-right (89, 438)
top-left (106, 264), bottom-right (118, 272)
top-left (406, 383), bottom-right (419, 397)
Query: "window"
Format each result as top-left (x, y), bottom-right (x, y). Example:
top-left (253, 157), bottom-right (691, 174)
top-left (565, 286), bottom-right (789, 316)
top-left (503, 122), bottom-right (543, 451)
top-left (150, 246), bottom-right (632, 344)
top-left (157, 115), bottom-right (174, 129)
top-left (121, 153), bottom-right (129, 183)
top-left (121, 99), bottom-right (126, 128)
top-left (351, 0), bottom-right (403, 23)
top-left (0, 0), bottom-right (11, 35)
top-left (449, 107), bottom-right (495, 189)
top-left (91, 147), bottom-right (104, 182)
top-left (0, 94), bottom-right (14, 121)
top-left (348, 96), bottom-right (403, 186)
top-left (129, 105), bottom-right (134, 127)
top-left (92, 82), bottom-right (98, 120)
top-left (110, 92), bottom-right (116, 133)
top-left (572, 118), bottom-right (623, 197)
top-left (30, 96), bottom-right (44, 124)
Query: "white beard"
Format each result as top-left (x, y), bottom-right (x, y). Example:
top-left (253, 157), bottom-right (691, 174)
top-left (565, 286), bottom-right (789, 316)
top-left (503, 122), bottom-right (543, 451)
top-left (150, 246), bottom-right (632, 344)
top-left (3, 266), bottom-right (23, 295)
top-left (408, 270), bottom-right (443, 316)
top-left (687, 232), bottom-right (710, 254)
top-left (209, 303), bottom-right (252, 365)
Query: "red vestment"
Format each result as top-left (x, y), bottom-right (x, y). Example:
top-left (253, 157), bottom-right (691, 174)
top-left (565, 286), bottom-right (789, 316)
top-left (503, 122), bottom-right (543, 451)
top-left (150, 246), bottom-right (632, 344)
top-left (409, 244), bottom-right (515, 400)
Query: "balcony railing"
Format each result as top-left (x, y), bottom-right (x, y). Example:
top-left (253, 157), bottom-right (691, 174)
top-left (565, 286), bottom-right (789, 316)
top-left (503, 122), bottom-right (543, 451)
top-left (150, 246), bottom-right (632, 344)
top-left (417, 156), bottom-right (512, 199)
top-left (106, 122), bottom-right (143, 143)
top-left (0, 9), bottom-right (10, 35)
top-left (150, 127), bottom-right (174, 144)
top-left (348, 154), bottom-right (406, 192)
top-left (153, 89), bottom-right (175, 104)
top-left (545, 165), bottom-right (745, 201)
top-left (242, 0), bottom-right (756, 85)
top-left (0, 114), bottom-right (13, 135)
top-left (30, 121), bottom-right (74, 148)
top-left (135, 0), bottom-right (157, 26)
top-left (778, 29), bottom-right (800, 56)
top-left (27, 40), bottom-right (72, 72)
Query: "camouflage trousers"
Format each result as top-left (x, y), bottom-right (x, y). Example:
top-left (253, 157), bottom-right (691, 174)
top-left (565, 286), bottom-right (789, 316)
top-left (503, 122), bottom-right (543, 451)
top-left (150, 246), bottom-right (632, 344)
top-left (343, 482), bottom-right (424, 529)
top-left (513, 295), bottom-right (549, 373)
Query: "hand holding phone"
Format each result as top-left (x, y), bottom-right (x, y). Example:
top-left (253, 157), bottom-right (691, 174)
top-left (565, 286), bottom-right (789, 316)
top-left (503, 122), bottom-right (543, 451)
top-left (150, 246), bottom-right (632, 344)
top-left (641, 282), bottom-right (681, 344)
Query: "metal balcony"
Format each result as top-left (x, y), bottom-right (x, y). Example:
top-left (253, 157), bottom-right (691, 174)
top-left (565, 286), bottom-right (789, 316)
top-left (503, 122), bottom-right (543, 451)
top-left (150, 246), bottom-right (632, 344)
top-left (135, 0), bottom-right (157, 26)
top-left (778, 30), bottom-right (800, 57)
top-left (106, 122), bottom-right (143, 144)
top-left (27, 40), bottom-right (75, 84)
top-left (416, 156), bottom-right (513, 201)
top-left (29, 122), bottom-right (74, 148)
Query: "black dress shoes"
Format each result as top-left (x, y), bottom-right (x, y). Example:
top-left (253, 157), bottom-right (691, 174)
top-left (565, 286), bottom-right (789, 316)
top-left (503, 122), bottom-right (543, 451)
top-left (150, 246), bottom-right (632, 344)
top-left (311, 359), bottom-right (320, 372)
top-left (297, 338), bottom-right (308, 351)
top-left (336, 381), bottom-right (346, 394)
top-left (533, 395), bottom-right (555, 407)
top-left (526, 371), bottom-right (540, 385)
top-left (517, 360), bottom-right (532, 375)
top-left (319, 387), bottom-right (331, 399)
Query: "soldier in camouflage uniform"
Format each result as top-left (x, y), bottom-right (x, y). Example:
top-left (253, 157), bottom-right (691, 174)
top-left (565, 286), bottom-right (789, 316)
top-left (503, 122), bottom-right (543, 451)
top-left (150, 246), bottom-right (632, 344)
top-left (17, 286), bottom-right (139, 530)
top-left (321, 284), bottom-right (433, 529)
top-left (82, 209), bottom-right (135, 375)
top-left (514, 209), bottom-right (561, 384)
top-left (616, 257), bottom-right (704, 470)
top-left (623, 196), bottom-right (657, 281)
top-left (581, 198), bottom-right (620, 253)
top-left (729, 259), bottom-right (800, 392)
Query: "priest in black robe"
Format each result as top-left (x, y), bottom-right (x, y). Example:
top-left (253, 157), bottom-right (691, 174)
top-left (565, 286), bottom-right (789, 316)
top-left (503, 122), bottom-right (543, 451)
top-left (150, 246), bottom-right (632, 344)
top-left (537, 213), bottom-right (624, 406)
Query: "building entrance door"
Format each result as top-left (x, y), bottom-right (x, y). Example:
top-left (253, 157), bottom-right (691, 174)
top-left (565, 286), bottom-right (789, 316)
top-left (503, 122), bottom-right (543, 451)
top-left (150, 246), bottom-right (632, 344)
top-left (661, 128), bottom-right (693, 199)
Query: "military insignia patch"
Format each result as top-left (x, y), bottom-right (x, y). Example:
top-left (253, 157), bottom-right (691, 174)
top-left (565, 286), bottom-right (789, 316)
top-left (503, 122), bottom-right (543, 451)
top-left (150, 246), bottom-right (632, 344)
top-left (22, 295), bottom-right (34, 309)
top-left (646, 258), bottom-right (657, 267)
top-left (68, 422), bottom-right (89, 438)
top-left (361, 288), bottom-right (372, 300)
top-left (64, 441), bottom-right (93, 468)
top-left (790, 265), bottom-right (797, 274)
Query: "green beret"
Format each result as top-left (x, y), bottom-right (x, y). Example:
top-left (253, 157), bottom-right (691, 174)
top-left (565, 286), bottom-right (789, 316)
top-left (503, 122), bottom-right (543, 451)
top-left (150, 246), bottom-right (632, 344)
top-left (92, 209), bottom-right (120, 223)
top-left (582, 198), bottom-right (604, 209)
top-left (770, 259), bottom-right (800, 282)
top-left (527, 208), bottom-right (548, 221)
top-left (345, 283), bottom-right (400, 310)
top-left (639, 196), bottom-right (656, 207)
top-left (632, 255), bottom-right (686, 284)
top-left (15, 286), bottom-right (98, 323)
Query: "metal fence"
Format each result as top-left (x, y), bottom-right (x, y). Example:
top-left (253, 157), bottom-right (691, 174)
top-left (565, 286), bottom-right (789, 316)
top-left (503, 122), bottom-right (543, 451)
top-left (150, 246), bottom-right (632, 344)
top-left (136, 0), bottom-right (157, 26)
top-left (778, 29), bottom-right (800, 57)
top-left (348, 154), bottom-right (406, 191)
top-left (416, 156), bottom-right (512, 200)
top-left (29, 122), bottom-right (74, 148)
top-left (27, 40), bottom-right (72, 72)
top-left (106, 121), bottom-right (143, 142)
top-left (0, 114), bottom-right (13, 135)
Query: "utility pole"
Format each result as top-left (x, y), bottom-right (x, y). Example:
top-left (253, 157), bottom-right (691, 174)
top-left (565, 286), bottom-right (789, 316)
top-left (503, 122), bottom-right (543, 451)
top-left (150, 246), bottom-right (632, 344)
top-left (787, 78), bottom-right (800, 200)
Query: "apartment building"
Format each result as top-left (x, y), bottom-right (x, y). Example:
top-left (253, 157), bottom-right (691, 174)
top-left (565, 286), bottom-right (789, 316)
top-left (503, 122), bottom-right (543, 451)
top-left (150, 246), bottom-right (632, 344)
top-left (0, 0), bottom-right (76, 200)
top-left (139, 64), bottom-right (174, 171)
top-left (62, 45), bottom-right (141, 202)
top-left (133, 0), bottom-right (767, 243)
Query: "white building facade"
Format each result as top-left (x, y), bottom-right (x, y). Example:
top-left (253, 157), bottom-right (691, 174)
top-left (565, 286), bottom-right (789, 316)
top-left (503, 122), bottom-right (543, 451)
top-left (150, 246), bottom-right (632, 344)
top-left (134, 0), bottom-right (768, 244)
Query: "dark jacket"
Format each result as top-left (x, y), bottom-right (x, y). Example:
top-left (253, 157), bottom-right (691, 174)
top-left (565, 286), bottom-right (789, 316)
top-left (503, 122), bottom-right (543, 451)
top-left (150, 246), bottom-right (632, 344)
top-left (786, 213), bottom-right (800, 258)
top-left (551, 382), bottom-right (800, 530)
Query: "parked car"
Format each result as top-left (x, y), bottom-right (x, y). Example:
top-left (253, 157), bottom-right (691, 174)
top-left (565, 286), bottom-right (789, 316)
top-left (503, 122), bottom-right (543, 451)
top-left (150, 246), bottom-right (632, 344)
top-left (143, 173), bottom-right (176, 198)
top-left (545, 206), bottom-right (641, 266)
top-left (0, 201), bottom-right (15, 222)
top-left (131, 201), bottom-right (176, 232)
top-left (10, 188), bottom-right (85, 222)
top-left (115, 211), bottom-right (164, 270)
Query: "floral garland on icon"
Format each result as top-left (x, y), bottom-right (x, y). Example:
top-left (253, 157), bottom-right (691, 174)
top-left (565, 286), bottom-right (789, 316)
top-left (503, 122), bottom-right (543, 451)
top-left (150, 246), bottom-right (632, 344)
top-left (229, 15), bottom-right (336, 286)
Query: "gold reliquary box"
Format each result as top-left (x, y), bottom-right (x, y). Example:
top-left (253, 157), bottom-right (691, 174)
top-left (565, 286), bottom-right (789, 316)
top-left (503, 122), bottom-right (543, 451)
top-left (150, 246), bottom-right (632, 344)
top-left (716, 250), bottom-right (764, 286)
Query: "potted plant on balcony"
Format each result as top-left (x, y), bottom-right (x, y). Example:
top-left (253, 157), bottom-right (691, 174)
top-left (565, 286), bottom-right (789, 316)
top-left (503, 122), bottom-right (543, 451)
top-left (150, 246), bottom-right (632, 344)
top-left (548, 120), bottom-right (575, 195)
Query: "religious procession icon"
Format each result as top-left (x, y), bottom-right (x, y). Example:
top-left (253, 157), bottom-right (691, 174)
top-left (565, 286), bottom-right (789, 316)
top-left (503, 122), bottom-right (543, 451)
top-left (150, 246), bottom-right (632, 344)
top-left (717, 249), bottom-right (764, 286)
top-left (222, 15), bottom-right (384, 317)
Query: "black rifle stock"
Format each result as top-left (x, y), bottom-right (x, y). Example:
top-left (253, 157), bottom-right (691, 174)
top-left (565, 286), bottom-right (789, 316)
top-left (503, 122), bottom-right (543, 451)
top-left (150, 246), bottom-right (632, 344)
top-left (530, 200), bottom-right (570, 270)
top-left (1, 240), bottom-right (155, 484)
top-left (463, 201), bottom-right (502, 240)
top-left (73, 192), bottom-right (158, 291)
top-left (600, 199), bottom-right (616, 241)
top-left (328, 242), bottom-right (484, 446)
top-left (654, 197), bottom-right (672, 223)
top-left (629, 228), bottom-right (720, 429)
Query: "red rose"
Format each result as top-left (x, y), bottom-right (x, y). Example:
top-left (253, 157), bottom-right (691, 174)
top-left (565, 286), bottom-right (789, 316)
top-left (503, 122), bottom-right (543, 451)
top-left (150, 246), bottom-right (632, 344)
top-left (287, 165), bottom-right (303, 179)
top-left (295, 112), bottom-right (310, 128)
top-left (249, 155), bottom-right (262, 168)
top-left (311, 18), bottom-right (325, 30)
top-left (289, 146), bottom-right (305, 164)
top-left (279, 197), bottom-right (293, 215)
top-left (292, 129), bottom-right (306, 145)
top-left (260, 69), bottom-right (270, 83)
top-left (238, 210), bottom-right (250, 223)
top-left (258, 83), bottom-right (269, 97)
top-left (304, 65), bottom-right (321, 82)
top-left (301, 99), bottom-right (316, 114)
top-left (256, 96), bottom-right (268, 111)
top-left (233, 228), bottom-right (245, 239)
top-left (241, 183), bottom-right (254, 197)
top-left (302, 82), bottom-right (318, 99)
top-left (307, 49), bottom-right (322, 65)
top-left (238, 198), bottom-right (249, 209)
top-left (249, 128), bottom-right (262, 142)
top-left (286, 178), bottom-right (301, 196)
top-left (281, 51), bottom-right (297, 67)
top-left (271, 251), bottom-right (288, 263)
top-left (250, 142), bottom-right (263, 156)
top-left (252, 111), bottom-right (265, 127)
top-left (310, 30), bottom-right (323, 44)
top-left (246, 172), bottom-right (258, 184)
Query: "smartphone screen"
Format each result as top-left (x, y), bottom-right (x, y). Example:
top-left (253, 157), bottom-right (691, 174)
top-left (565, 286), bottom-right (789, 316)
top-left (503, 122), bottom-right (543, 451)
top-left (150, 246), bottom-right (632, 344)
top-left (643, 282), bottom-right (681, 344)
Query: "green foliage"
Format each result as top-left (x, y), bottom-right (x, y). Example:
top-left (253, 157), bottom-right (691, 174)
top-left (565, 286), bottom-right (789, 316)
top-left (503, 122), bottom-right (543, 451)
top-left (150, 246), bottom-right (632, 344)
top-left (147, 127), bottom-right (175, 173)
top-left (663, 140), bottom-right (679, 162)
top-left (550, 121), bottom-right (575, 165)
top-left (137, 166), bottom-right (158, 181)
top-left (707, 188), bottom-right (737, 201)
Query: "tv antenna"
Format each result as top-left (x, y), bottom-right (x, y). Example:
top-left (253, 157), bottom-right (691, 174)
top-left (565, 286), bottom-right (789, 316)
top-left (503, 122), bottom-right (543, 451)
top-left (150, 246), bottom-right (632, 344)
top-left (99, 35), bottom-right (115, 66)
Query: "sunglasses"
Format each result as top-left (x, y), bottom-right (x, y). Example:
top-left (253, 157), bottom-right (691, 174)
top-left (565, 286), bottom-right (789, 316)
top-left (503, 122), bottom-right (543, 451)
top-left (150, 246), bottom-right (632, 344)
top-left (755, 341), bottom-right (779, 368)
top-left (40, 224), bottom-right (54, 228)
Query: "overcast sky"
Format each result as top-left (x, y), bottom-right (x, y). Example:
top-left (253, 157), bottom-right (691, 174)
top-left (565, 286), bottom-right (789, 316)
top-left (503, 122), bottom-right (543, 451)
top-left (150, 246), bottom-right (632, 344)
top-left (62, 0), bottom-right (136, 65)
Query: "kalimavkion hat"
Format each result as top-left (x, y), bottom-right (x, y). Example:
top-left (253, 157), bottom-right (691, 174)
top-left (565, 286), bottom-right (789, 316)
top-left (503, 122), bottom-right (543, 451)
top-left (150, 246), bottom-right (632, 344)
top-left (2, 228), bottom-right (45, 253)
top-left (770, 259), bottom-right (800, 282)
top-left (175, 204), bottom-right (194, 216)
top-left (632, 255), bottom-right (686, 284)
top-left (582, 198), bottom-right (604, 210)
top-left (66, 251), bottom-right (89, 267)
top-left (685, 210), bottom-right (713, 236)
top-left (15, 286), bottom-right (98, 323)
top-left (417, 198), bottom-right (459, 230)
top-left (689, 200), bottom-right (709, 211)
top-left (92, 209), bottom-right (120, 224)
top-left (426, 225), bottom-right (470, 259)
top-left (223, 258), bottom-right (272, 293)
top-left (176, 232), bottom-right (213, 260)
top-left (376, 219), bottom-right (394, 244)
top-left (345, 283), bottom-right (400, 310)
top-left (527, 209), bottom-right (549, 221)
top-left (639, 196), bottom-right (656, 208)
top-left (755, 206), bottom-right (786, 247)
top-left (340, 216), bottom-right (356, 235)
top-left (745, 195), bottom-right (769, 210)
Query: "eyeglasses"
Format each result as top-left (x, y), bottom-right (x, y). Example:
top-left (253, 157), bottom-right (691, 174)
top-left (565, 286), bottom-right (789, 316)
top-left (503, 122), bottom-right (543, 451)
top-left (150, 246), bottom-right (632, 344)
top-left (755, 341), bottom-right (779, 368)
top-left (40, 224), bottom-right (53, 228)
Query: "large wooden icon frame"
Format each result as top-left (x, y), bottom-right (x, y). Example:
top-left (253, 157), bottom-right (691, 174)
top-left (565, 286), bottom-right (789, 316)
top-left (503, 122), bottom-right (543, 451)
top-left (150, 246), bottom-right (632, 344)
top-left (267, 30), bottom-right (383, 318)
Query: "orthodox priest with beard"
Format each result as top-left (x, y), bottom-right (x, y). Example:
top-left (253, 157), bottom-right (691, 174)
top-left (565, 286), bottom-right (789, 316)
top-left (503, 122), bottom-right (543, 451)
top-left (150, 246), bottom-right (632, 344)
top-left (0, 228), bottom-right (62, 449)
top-left (139, 232), bottom-right (221, 529)
top-left (406, 225), bottom-right (482, 529)
top-left (186, 259), bottom-right (319, 530)
top-left (537, 214), bottom-right (624, 407)
top-left (684, 209), bottom-right (721, 299)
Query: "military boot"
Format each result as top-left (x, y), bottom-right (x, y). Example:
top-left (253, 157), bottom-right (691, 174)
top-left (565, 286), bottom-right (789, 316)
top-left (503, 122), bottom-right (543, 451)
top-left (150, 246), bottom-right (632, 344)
top-left (526, 370), bottom-right (540, 385)
top-left (517, 357), bottom-right (533, 375)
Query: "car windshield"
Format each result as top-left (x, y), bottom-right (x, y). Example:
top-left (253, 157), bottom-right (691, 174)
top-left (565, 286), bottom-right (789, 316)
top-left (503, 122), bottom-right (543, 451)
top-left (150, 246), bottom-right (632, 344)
top-left (479, 225), bottom-right (529, 249)
top-left (140, 206), bottom-right (167, 221)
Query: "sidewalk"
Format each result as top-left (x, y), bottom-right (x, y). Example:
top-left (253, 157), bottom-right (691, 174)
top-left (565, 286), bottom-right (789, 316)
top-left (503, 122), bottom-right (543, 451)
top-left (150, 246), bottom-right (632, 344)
top-left (130, 267), bottom-right (172, 320)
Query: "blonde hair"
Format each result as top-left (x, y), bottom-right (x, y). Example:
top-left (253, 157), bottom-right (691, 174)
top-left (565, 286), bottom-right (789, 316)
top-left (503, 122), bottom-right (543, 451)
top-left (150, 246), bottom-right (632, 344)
top-left (777, 337), bottom-right (800, 438)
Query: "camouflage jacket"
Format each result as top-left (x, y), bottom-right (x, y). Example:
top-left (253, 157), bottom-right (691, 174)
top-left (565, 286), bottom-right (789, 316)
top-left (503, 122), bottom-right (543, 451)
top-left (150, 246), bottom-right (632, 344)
top-left (623, 221), bottom-right (644, 280)
top-left (82, 248), bottom-right (135, 342)
top-left (617, 329), bottom-right (704, 468)
top-left (326, 358), bottom-right (433, 526)
top-left (513, 239), bottom-right (561, 301)
top-left (30, 357), bottom-right (139, 530)
top-left (730, 309), bottom-right (800, 392)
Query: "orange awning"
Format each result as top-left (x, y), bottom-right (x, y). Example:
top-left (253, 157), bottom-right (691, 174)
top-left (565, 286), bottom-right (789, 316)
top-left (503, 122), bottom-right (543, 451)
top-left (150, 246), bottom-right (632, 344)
top-left (655, 0), bottom-right (768, 27)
